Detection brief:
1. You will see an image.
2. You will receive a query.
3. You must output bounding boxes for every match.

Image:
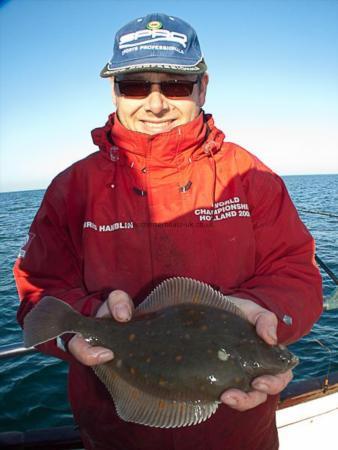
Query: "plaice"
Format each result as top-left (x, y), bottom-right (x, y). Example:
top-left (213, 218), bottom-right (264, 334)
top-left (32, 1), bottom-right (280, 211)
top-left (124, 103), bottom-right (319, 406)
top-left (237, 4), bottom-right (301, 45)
top-left (24, 277), bottom-right (298, 428)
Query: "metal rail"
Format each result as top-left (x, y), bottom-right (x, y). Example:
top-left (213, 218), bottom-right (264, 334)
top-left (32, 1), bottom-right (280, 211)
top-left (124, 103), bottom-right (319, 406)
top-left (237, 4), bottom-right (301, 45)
top-left (0, 425), bottom-right (83, 449)
top-left (1, 253), bottom-right (336, 359)
top-left (0, 372), bottom-right (337, 449)
top-left (0, 342), bottom-right (37, 360)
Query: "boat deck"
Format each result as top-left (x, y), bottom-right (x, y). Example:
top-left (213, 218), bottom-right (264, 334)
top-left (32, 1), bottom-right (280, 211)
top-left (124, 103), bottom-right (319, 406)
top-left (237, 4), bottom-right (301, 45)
top-left (277, 391), bottom-right (338, 449)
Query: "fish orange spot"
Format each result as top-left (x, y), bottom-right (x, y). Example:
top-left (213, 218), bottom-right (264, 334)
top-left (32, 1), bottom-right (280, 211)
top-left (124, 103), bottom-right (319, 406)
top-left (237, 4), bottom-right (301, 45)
top-left (175, 355), bottom-right (183, 362)
top-left (158, 400), bottom-right (166, 410)
top-left (128, 333), bottom-right (136, 342)
top-left (116, 359), bottom-right (122, 369)
top-left (131, 390), bottom-right (140, 400)
top-left (200, 325), bottom-right (208, 331)
top-left (159, 378), bottom-right (168, 386)
top-left (177, 403), bottom-right (186, 414)
top-left (130, 367), bottom-right (136, 375)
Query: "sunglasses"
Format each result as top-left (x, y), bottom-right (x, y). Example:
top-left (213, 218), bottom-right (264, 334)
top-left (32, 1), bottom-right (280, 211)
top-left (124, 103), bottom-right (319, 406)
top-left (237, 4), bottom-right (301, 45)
top-left (114, 78), bottom-right (200, 98)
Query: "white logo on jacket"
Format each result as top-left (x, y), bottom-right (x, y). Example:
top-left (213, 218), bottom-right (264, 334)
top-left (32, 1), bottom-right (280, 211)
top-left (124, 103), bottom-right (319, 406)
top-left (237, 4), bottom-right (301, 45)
top-left (194, 197), bottom-right (251, 222)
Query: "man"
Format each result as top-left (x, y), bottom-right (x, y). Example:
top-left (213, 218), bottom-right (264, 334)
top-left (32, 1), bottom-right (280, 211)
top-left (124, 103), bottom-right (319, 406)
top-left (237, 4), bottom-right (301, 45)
top-left (15, 13), bottom-right (322, 450)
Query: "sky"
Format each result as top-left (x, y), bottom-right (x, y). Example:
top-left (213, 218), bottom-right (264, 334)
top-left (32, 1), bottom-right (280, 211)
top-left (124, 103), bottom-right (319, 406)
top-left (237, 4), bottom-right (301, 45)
top-left (0, 0), bottom-right (337, 192)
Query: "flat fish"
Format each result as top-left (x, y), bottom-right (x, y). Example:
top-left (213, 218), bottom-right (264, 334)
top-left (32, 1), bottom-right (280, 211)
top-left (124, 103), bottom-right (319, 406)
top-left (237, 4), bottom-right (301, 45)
top-left (23, 277), bottom-right (298, 428)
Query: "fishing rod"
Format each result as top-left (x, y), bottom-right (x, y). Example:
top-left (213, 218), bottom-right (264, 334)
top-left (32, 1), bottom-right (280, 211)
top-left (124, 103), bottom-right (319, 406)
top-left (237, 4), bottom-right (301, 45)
top-left (315, 255), bottom-right (338, 285)
top-left (294, 206), bottom-right (338, 309)
top-left (297, 208), bottom-right (338, 219)
top-left (315, 254), bottom-right (338, 311)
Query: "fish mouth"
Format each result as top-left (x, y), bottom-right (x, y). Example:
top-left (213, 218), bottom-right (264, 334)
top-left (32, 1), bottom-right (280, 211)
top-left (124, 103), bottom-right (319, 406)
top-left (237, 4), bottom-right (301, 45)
top-left (289, 354), bottom-right (299, 369)
top-left (278, 345), bottom-right (299, 370)
top-left (284, 352), bottom-right (299, 370)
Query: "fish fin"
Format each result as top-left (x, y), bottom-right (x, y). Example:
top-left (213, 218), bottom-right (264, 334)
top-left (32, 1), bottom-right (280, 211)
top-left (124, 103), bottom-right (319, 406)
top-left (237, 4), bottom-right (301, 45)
top-left (93, 363), bottom-right (219, 428)
top-left (135, 277), bottom-right (245, 319)
top-left (23, 296), bottom-right (80, 347)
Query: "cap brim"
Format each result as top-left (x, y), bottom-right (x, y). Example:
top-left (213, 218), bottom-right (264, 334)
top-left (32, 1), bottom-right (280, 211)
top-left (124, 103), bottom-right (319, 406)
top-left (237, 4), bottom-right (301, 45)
top-left (100, 59), bottom-right (207, 78)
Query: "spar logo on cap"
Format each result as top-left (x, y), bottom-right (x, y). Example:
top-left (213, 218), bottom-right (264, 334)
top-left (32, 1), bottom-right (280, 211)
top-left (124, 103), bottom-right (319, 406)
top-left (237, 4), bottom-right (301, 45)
top-left (118, 27), bottom-right (188, 50)
top-left (146, 20), bottom-right (163, 30)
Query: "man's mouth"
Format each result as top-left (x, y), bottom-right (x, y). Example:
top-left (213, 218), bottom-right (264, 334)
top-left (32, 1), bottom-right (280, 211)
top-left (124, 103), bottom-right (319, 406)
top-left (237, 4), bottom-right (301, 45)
top-left (139, 119), bottom-right (176, 134)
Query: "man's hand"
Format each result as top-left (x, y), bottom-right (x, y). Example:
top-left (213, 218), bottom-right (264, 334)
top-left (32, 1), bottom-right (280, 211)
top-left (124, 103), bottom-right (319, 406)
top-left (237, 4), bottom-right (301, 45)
top-left (220, 297), bottom-right (293, 411)
top-left (68, 290), bottom-right (134, 366)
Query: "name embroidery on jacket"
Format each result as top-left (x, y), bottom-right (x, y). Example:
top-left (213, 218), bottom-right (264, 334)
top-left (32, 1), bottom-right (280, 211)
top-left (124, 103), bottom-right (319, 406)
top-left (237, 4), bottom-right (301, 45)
top-left (83, 222), bottom-right (134, 232)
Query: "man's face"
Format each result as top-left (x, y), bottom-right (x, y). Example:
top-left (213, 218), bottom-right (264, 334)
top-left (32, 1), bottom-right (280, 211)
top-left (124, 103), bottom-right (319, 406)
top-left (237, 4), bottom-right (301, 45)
top-left (112, 72), bottom-right (209, 135)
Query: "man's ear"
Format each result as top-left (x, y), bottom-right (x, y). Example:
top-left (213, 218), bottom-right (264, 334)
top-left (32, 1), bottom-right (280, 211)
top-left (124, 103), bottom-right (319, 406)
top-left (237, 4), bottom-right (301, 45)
top-left (199, 73), bottom-right (209, 107)
top-left (110, 77), bottom-right (117, 106)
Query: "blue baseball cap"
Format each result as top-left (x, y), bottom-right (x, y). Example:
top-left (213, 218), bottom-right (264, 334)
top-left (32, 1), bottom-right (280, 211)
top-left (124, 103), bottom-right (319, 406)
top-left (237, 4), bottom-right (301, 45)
top-left (100, 13), bottom-right (207, 77)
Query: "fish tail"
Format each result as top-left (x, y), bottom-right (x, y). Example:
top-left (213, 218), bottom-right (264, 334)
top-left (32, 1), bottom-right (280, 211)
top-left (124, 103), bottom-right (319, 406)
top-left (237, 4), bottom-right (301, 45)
top-left (24, 296), bottom-right (81, 347)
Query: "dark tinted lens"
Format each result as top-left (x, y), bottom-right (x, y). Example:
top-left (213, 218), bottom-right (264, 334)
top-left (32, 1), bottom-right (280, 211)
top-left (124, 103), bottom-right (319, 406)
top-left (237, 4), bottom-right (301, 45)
top-left (161, 81), bottom-right (194, 97)
top-left (117, 81), bottom-right (151, 98)
top-left (116, 80), bottom-right (196, 98)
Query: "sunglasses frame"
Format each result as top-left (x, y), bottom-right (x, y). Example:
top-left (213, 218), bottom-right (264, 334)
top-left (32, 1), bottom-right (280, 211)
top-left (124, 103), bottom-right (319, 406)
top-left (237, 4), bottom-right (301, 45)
top-left (114, 78), bottom-right (200, 99)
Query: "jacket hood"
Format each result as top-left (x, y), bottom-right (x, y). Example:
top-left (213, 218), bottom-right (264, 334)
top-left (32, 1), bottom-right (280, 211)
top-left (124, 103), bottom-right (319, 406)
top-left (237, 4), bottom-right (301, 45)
top-left (91, 112), bottom-right (225, 169)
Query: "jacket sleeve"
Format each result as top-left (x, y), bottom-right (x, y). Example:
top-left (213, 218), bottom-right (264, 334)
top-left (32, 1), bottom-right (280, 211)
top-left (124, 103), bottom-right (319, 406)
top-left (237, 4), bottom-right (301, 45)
top-left (231, 165), bottom-right (323, 345)
top-left (14, 181), bottom-right (104, 362)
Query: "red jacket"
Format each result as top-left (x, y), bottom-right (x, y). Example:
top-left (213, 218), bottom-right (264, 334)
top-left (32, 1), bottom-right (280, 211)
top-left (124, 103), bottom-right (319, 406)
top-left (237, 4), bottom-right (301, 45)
top-left (15, 113), bottom-right (322, 450)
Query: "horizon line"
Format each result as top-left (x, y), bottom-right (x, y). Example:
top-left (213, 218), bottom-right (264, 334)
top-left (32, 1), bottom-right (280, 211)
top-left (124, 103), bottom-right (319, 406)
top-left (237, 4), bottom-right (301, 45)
top-left (1, 172), bottom-right (337, 194)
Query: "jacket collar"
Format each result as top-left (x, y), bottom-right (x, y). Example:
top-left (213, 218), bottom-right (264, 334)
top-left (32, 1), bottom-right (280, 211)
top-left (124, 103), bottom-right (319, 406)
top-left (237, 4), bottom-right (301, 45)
top-left (91, 112), bottom-right (224, 168)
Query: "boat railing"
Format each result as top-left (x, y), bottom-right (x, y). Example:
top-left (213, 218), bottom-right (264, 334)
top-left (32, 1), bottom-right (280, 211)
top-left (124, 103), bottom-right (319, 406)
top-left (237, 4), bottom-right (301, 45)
top-left (0, 342), bottom-right (37, 360)
top-left (1, 347), bottom-right (337, 449)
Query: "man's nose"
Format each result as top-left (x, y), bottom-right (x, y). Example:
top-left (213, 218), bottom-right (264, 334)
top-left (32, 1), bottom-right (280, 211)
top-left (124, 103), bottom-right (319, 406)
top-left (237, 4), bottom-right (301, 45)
top-left (144, 85), bottom-right (169, 114)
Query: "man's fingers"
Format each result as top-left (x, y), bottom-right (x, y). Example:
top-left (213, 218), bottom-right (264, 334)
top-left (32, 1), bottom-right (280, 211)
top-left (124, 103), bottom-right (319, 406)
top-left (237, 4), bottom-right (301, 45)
top-left (228, 296), bottom-right (278, 346)
top-left (255, 311), bottom-right (278, 345)
top-left (70, 290), bottom-right (133, 366)
top-left (96, 289), bottom-right (134, 321)
top-left (108, 290), bottom-right (134, 321)
top-left (221, 388), bottom-right (267, 412)
top-left (252, 370), bottom-right (293, 395)
top-left (68, 334), bottom-right (114, 366)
